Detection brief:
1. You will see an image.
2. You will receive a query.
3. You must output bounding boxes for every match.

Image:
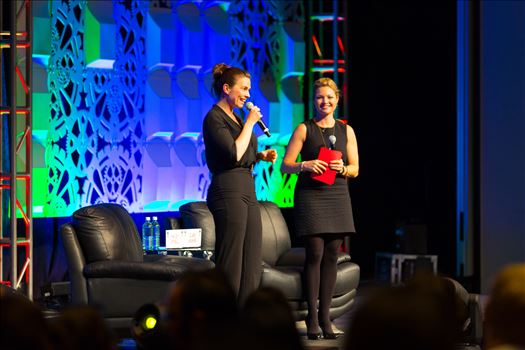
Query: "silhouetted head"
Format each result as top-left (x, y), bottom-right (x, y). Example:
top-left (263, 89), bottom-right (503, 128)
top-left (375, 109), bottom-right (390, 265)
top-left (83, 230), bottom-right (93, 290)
top-left (346, 274), bottom-right (460, 350)
top-left (0, 287), bottom-right (54, 350)
top-left (484, 263), bottom-right (525, 349)
top-left (49, 305), bottom-right (117, 350)
top-left (167, 268), bottom-right (239, 349)
top-left (241, 287), bottom-right (303, 350)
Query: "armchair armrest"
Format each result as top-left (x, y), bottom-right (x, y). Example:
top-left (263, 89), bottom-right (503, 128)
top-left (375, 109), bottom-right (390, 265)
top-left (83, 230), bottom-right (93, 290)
top-left (336, 252), bottom-right (352, 264)
top-left (84, 256), bottom-right (214, 280)
top-left (60, 223), bottom-right (89, 304)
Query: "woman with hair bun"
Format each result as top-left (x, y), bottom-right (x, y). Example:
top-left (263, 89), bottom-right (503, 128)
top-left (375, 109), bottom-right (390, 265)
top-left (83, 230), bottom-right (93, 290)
top-left (202, 63), bottom-right (277, 302)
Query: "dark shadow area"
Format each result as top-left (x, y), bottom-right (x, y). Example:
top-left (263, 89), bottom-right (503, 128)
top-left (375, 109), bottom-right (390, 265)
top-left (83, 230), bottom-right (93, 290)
top-left (346, 1), bottom-right (457, 279)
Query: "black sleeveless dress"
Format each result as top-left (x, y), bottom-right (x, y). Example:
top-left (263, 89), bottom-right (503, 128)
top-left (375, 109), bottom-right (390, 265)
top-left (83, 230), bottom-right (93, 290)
top-left (294, 119), bottom-right (356, 236)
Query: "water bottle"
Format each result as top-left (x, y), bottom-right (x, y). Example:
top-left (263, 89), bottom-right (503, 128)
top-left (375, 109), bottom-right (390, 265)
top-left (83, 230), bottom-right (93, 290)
top-left (395, 227), bottom-right (405, 253)
top-left (152, 216), bottom-right (161, 252)
top-left (142, 217), bottom-right (152, 253)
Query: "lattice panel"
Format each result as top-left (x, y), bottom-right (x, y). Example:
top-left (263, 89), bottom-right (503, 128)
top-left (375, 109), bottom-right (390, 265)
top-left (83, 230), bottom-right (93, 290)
top-left (47, 0), bottom-right (146, 216)
top-left (37, 0), bottom-right (305, 214)
top-left (229, 0), bottom-right (302, 207)
top-left (229, 0), bottom-right (281, 85)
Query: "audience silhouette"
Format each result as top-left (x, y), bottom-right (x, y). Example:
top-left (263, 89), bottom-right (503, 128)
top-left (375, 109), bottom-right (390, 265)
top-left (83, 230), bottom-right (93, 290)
top-left (0, 286), bottom-right (54, 350)
top-left (345, 273), bottom-right (464, 350)
top-left (6, 264), bottom-right (525, 350)
top-left (48, 305), bottom-right (118, 350)
top-left (484, 263), bottom-right (525, 350)
top-left (166, 268), bottom-right (240, 350)
top-left (240, 287), bottom-right (304, 350)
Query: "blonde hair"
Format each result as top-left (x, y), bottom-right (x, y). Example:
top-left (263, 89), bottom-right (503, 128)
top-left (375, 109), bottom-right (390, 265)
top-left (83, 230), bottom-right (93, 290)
top-left (313, 77), bottom-right (340, 98)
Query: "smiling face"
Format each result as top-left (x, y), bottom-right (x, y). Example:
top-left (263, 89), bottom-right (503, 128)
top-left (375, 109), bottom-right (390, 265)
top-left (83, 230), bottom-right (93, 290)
top-left (224, 76), bottom-right (251, 109)
top-left (314, 86), bottom-right (339, 118)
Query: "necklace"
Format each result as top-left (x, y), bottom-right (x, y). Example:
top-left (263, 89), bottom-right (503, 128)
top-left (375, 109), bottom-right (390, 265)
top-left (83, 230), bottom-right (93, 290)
top-left (315, 121), bottom-right (335, 148)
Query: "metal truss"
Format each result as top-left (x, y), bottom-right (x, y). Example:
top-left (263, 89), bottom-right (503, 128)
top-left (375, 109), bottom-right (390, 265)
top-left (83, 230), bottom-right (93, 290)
top-left (0, 0), bottom-right (33, 299)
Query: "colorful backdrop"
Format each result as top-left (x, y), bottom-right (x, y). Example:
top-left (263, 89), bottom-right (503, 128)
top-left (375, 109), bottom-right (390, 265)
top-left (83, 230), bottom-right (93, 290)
top-left (32, 0), bottom-right (306, 218)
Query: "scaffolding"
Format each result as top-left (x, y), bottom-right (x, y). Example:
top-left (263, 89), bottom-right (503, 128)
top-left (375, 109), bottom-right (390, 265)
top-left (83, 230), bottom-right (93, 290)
top-left (0, 0), bottom-right (33, 299)
top-left (305, 0), bottom-right (348, 121)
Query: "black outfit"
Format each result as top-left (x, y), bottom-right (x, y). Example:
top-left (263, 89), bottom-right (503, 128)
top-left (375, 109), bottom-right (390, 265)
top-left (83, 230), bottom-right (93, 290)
top-left (202, 105), bottom-right (262, 302)
top-left (294, 119), bottom-right (355, 236)
top-left (293, 119), bottom-right (356, 336)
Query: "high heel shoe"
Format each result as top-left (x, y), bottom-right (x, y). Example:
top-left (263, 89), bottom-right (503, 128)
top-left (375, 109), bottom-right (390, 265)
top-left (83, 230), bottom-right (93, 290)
top-left (322, 330), bottom-right (339, 339)
top-left (307, 332), bottom-right (321, 340)
top-left (320, 323), bottom-right (343, 339)
top-left (305, 319), bottom-right (321, 340)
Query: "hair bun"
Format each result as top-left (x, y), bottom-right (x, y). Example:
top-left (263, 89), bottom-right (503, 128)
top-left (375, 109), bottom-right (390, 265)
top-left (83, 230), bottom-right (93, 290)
top-left (212, 63), bottom-right (231, 78)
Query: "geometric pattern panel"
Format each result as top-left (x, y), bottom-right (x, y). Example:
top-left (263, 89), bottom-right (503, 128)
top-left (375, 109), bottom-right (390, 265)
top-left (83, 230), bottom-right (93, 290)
top-left (36, 0), bottom-right (306, 216)
top-left (46, 0), bottom-right (146, 216)
top-left (229, 0), bottom-right (281, 99)
top-left (229, 0), bottom-right (303, 206)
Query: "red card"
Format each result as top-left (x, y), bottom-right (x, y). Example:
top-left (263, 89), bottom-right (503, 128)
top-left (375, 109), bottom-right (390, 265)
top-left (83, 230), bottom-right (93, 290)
top-left (310, 147), bottom-right (342, 185)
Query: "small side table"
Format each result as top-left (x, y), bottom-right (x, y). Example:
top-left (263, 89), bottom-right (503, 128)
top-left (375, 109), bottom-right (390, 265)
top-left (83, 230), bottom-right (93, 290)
top-left (375, 252), bottom-right (438, 284)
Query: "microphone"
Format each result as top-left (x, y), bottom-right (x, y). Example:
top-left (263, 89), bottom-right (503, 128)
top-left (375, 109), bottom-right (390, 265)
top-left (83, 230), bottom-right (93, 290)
top-left (328, 135), bottom-right (337, 150)
top-left (246, 102), bottom-right (271, 137)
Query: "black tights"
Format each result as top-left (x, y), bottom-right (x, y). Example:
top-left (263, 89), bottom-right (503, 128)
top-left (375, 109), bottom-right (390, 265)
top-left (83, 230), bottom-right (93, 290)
top-left (304, 234), bottom-right (344, 333)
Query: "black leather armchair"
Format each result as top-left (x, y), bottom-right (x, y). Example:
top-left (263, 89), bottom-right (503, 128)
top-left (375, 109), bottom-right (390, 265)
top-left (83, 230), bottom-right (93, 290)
top-left (60, 203), bottom-right (214, 328)
top-left (176, 201), bottom-right (360, 320)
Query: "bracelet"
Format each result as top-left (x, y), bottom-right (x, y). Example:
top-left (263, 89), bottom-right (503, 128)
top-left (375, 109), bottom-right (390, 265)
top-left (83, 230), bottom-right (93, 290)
top-left (340, 166), bottom-right (347, 176)
top-left (300, 161), bottom-right (305, 173)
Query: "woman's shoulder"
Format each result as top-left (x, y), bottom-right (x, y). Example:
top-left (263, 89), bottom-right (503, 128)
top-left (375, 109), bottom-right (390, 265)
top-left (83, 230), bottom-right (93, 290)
top-left (205, 104), bottom-right (221, 117)
top-left (293, 121), bottom-right (308, 134)
top-left (301, 119), bottom-right (316, 130)
top-left (288, 122), bottom-right (308, 142)
top-left (204, 105), bottom-right (225, 123)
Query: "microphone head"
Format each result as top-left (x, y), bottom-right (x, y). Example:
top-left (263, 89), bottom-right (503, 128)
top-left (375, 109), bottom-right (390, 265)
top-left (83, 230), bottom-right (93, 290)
top-left (245, 102), bottom-right (254, 110)
top-left (329, 135), bottom-right (337, 146)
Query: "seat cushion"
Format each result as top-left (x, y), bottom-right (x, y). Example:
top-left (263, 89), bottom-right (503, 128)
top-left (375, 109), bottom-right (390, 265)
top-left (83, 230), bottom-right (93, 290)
top-left (259, 201), bottom-right (292, 266)
top-left (260, 264), bottom-right (303, 299)
top-left (73, 203), bottom-right (143, 263)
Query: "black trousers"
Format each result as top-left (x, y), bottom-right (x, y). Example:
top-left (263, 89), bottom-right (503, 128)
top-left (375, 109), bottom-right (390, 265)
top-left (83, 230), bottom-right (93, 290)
top-left (207, 168), bottom-right (262, 302)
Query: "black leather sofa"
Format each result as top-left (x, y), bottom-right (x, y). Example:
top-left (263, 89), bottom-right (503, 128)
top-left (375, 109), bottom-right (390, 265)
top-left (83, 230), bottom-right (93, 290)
top-left (176, 201), bottom-right (360, 320)
top-left (60, 203), bottom-right (214, 329)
